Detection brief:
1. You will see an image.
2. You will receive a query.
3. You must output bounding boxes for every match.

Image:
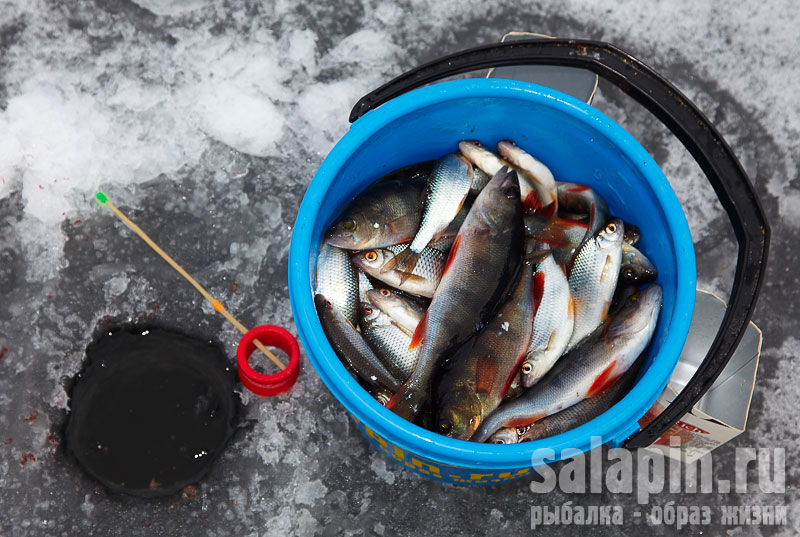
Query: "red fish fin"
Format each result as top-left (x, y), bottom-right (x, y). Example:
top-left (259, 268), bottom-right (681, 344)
top-left (600, 315), bottom-right (614, 339)
top-left (565, 183), bottom-right (590, 193)
top-left (532, 270), bottom-right (546, 313)
top-left (386, 384), bottom-right (427, 420)
top-left (501, 353), bottom-right (527, 397)
top-left (409, 308), bottom-right (428, 350)
top-left (442, 234), bottom-right (462, 275)
top-left (536, 221), bottom-right (570, 247)
top-left (587, 203), bottom-right (601, 234)
top-left (475, 354), bottom-right (499, 395)
top-left (587, 361), bottom-right (618, 397)
top-left (537, 201), bottom-right (558, 219)
top-left (507, 415), bottom-right (545, 428)
top-left (524, 190), bottom-right (542, 212)
top-left (552, 216), bottom-right (588, 230)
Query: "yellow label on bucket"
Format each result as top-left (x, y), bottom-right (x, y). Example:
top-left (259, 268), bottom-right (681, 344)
top-left (352, 416), bottom-right (531, 484)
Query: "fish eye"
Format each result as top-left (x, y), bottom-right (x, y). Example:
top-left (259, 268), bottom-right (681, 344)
top-left (504, 186), bottom-right (519, 198)
top-left (521, 363), bottom-right (533, 374)
top-left (605, 222), bottom-right (617, 234)
top-left (493, 438), bottom-right (505, 444)
top-left (379, 288), bottom-right (391, 296)
top-left (365, 251), bottom-right (378, 262)
top-left (362, 304), bottom-right (373, 315)
top-left (439, 420), bottom-right (453, 434)
top-left (516, 426), bottom-right (528, 435)
top-left (342, 219), bottom-right (356, 231)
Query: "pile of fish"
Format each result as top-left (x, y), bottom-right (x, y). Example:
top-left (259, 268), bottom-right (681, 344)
top-left (314, 140), bottom-right (662, 444)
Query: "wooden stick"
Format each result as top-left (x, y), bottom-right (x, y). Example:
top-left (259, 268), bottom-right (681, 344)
top-left (96, 192), bottom-right (286, 371)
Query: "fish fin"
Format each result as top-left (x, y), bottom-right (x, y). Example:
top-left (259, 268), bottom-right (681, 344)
top-left (534, 222), bottom-right (570, 247)
top-left (587, 361), bottom-right (618, 397)
top-left (523, 190), bottom-right (542, 212)
top-left (552, 216), bottom-right (588, 229)
top-left (442, 233), bottom-right (462, 275)
top-left (396, 268), bottom-right (417, 285)
top-left (600, 298), bottom-right (612, 322)
top-left (386, 384), bottom-right (427, 420)
top-left (587, 203), bottom-right (601, 235)
top-left (567, 295), bottom-right (575, 319)
top-left (601, 253), bottom-right (616, 283)
top-left (545, 330), bottom-right (559, 353)
top-left (507, 415), bottom-right (546, 428)
top-left (475, 354), bottom-right (499, 395)
top-left (534, 201), bottom-right (558, 219)
top-left (600, 315), bottom-right (614, 339)
top-left (379, 247), bottom-right (420, 276)
top-left (409, 308), bottom-right (428, 350)
top-left (565, 183), bottom-right (590, 193)
top-left (524, 250), bottom-right (551, 263)
top-left (501, 353), bottom-right (528, 397)
top-left (532, 270), bottom-right (546, 313)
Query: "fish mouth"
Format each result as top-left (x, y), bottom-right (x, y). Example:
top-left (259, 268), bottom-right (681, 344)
top-left (490, 430), bottom-right (518, 444)
top-left (617, 284), bottom-right (663, 335)
top-left (324, 227), bottom-right (354, 247)
top-left (637, 265), bottom-right (658, 283)
top-left (441, 415), bottom-right (481, 440)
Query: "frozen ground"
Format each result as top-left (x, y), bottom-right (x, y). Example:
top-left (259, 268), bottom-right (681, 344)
top-left (0, 1), bottom-right (797, 535)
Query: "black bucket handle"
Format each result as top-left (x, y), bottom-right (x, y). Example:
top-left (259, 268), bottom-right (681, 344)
top-left (349, 39), bottom-right (770, 449)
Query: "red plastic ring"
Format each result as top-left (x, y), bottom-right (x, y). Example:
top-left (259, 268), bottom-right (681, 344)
top-left (237, 325), bottom-right (300, 396)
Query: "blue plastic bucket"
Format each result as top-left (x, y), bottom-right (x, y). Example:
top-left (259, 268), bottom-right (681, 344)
top-left (288, 78), bottom-right (696, 485)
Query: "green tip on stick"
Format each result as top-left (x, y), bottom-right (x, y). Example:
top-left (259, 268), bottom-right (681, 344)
top-left (96, 191), bottom-right (108, 204)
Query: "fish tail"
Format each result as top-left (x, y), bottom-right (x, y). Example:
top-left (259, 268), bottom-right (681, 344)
top-left (379, 247), bottom-right (420, 279)
top-left (386, 383), bottom-right (428, 421)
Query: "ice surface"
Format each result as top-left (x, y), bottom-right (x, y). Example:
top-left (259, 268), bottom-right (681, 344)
top-left (0, 0), bottom-right (798, 535)
top-left (133, 0), bottom-right (211, 18)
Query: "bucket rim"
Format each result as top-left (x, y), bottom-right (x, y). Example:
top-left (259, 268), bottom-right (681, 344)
top-left (289, 78), bottom-right (696, 469)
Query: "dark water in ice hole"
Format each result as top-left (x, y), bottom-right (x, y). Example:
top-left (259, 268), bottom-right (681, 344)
top-left (64, 325), bottom-right (240, 498)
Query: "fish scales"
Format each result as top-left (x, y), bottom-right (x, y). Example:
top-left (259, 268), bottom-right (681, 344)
top-left (386, 167), bottom-right (523, 420)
